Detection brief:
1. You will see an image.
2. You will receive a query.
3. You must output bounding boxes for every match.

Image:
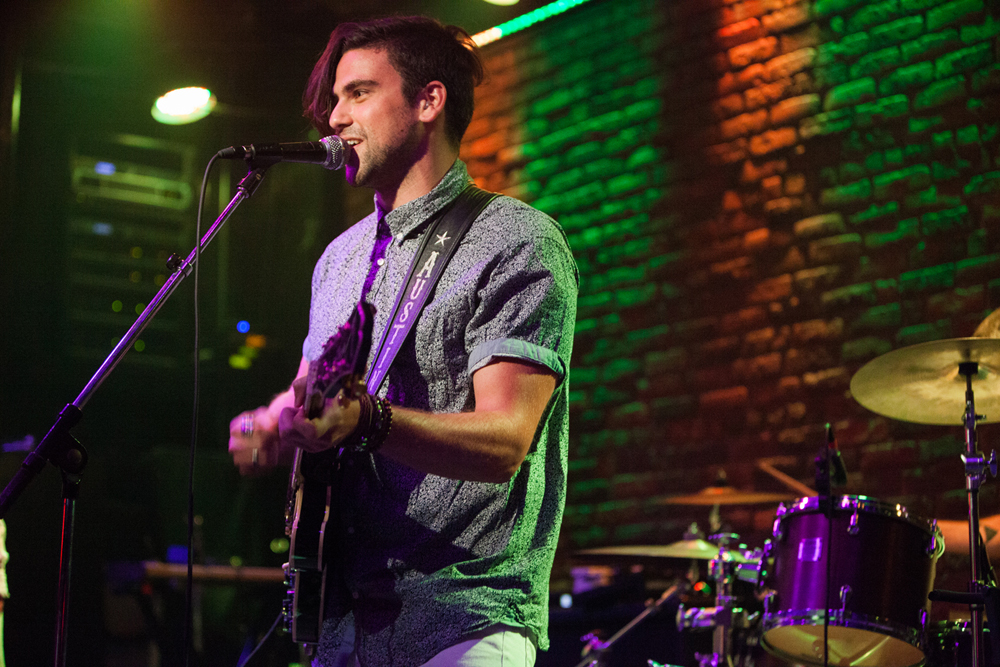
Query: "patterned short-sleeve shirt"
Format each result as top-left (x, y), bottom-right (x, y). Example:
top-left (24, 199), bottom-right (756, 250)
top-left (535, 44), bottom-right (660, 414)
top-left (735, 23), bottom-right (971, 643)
top-left (305, 160), bottom-right (578, 667)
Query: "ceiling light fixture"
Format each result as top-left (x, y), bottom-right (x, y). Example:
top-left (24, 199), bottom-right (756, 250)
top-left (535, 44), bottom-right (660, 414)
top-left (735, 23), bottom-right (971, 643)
top-left (152, 87), bottom-right (217, 125)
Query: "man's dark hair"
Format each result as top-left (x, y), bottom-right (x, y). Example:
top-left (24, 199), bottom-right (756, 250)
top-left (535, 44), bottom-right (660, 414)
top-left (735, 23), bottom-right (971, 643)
top-left (303, 16), bottom-right (485, 148)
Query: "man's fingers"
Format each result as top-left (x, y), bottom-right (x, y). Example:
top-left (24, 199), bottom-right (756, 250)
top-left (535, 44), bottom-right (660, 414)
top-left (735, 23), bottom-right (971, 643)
top-left (278, 406), bottom-right (298, 434)
top-left (291, 377), bottom-right (308, 408)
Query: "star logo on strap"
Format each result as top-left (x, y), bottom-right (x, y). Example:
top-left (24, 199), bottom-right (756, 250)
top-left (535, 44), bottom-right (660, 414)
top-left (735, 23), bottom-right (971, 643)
top-left (435, 231), bottom-right (451, 247)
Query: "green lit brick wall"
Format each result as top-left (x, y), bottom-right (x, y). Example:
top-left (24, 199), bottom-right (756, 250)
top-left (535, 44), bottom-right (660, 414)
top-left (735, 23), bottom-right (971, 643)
top-left (461, 0), bottom-right (1000, 587)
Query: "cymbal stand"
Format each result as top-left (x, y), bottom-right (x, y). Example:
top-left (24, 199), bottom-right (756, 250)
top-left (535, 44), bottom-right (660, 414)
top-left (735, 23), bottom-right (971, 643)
top-left (575, 581), bottom-right (686, 667)
top-left (675, 534), bottom-right (753, 667)
top-left (960, 361), bottom-right (996, 667)
top-left (705, 534), bottom-right (738, 667)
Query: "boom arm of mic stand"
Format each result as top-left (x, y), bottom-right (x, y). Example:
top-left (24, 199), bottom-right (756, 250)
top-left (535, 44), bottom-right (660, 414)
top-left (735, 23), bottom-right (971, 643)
top-left (0, 165), bottom-right (272, 519)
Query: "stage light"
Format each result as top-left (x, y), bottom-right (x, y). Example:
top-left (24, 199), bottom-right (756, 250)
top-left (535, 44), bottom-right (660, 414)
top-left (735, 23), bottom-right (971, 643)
top-left (152, 86), bottom-right (216, 125)
top-left (472, 0), bottom-right (596, 46)
top-left (483, 0), bottom-right (519, 5)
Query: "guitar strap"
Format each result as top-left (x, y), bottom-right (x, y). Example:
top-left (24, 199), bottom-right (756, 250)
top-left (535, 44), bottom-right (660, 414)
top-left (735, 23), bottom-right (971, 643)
top-left (365, 184), bottom-right (499, 394)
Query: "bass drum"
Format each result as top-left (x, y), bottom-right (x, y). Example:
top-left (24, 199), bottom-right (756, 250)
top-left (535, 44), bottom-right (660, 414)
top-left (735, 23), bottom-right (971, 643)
top-left (761, 495), bottom-right (943, 667)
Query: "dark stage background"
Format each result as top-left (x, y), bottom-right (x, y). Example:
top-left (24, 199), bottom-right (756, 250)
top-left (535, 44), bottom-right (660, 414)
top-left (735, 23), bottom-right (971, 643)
top-left (3, 0), bottom-right (1000, 665)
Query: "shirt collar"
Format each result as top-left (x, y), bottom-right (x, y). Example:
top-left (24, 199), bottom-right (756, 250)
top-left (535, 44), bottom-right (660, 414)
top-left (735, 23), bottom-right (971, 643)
top-left (375, 160), bottom-right (473, 239)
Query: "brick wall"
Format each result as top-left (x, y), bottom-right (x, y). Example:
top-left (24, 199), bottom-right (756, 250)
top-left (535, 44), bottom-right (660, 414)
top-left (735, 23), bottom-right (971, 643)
top-left (461, 0), bottom-right (1000, 589)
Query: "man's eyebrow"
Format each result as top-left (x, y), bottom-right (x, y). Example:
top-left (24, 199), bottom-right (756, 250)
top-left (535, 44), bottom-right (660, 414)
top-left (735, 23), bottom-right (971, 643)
top-left (335, 79), bottom-right (379, 97)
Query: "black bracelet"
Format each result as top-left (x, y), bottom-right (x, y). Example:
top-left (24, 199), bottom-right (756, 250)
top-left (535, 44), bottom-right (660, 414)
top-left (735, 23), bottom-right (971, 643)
top-left (364, 396), bottom-right (392, 453)
top-left (343, 393), bottom-right (391, 454)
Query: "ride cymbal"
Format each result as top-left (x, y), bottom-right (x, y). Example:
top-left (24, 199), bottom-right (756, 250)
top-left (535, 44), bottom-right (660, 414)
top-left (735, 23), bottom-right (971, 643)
top-left (850, 338), bottom-right (1000, 425)
top-left (575, 538), bottom-right (749, 563)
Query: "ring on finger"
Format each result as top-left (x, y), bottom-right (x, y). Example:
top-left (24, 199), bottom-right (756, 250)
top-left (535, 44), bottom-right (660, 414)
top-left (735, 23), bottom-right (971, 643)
top-left (251, 448), bottom-right (259, 466)
top-left (240, 413), bottom-right (255, 438)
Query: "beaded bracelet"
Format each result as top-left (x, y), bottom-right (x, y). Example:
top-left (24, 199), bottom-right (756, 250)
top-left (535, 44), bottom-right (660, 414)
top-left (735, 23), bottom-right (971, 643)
top-left (343, 393), bottom-right (392, 454)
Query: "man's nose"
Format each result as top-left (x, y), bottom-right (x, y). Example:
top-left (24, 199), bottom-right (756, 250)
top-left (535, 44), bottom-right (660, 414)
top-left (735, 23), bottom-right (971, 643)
top-left (329, 102), bottom-right (350, 135)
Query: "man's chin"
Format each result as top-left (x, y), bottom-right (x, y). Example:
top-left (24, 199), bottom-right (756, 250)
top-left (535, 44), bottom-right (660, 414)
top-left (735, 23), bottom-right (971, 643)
top-left (344, 166), bottom-right (363, 187)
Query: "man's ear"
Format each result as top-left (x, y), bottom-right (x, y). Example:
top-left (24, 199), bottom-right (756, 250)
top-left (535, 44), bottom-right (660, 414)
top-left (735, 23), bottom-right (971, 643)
top-left (416, 80), bottom-right (447, 122)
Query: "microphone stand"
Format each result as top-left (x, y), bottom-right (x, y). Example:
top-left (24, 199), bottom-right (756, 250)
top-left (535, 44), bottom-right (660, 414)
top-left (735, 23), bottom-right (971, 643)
top-left (0, 161), bottom-right (275, 667)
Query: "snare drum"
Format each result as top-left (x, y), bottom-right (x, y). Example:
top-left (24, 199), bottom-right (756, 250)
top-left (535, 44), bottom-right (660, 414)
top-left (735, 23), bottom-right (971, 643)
top-left (761, 495), bottom-right (944, 667)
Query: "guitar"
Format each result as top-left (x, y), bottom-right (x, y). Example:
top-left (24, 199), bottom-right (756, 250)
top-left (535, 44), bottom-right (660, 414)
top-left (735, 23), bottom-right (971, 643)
top-left (282, 301), bottom-right (374, 647)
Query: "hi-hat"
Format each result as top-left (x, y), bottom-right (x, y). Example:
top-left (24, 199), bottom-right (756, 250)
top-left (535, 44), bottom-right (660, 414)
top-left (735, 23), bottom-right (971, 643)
top-left (850, 338), bottom-right (1000, 425)
top-left (575, 538), bottom-right (749, 563)
top-left (660, 486), bottom-right (793, 506)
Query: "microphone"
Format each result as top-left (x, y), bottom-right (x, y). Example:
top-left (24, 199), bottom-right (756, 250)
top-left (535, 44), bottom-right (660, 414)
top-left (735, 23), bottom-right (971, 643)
top-left (815, 423), bottom-right (847, 496)
top-left (216, 135), bottom-right (345, 170)
top-left (827, 424), bottom-right (848, 488)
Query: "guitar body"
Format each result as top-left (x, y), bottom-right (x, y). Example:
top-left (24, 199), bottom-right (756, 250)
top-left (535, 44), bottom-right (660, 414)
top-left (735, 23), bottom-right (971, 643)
top-left (282, 301), bottom-right (374, 648)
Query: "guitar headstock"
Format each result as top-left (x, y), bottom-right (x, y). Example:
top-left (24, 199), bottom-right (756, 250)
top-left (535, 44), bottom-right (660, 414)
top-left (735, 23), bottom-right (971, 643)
top-left (304, 301), bottom-right (375, 419)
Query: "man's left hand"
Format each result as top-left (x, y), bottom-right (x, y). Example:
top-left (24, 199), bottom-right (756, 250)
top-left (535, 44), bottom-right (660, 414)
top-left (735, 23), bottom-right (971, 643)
top-left (278, 387), bottom-right (361, 453)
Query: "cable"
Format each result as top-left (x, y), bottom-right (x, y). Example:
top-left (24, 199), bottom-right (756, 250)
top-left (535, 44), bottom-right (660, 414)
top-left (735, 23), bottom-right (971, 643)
top-left (182, 154), bottom-right (218, 667)
top-left (236, 612), bottom-right (284, 667)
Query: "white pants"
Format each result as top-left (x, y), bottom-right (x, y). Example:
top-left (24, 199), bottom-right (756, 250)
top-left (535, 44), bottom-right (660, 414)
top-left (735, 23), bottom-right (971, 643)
top-left (419, 625), bottom-right (536, 667)
top-left (332, 625), bottom-right (536, 667)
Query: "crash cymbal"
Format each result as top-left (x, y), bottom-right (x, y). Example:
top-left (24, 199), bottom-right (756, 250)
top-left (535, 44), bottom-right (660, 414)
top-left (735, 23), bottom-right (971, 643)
top-left (575, 539), bottom-right (749, 563)
top-left (660, 486), bottom-right (794, 506)
top-left (850, 338), bottom-right (1000, 425)
top-left (975, 308), bottom-right (1000, 338)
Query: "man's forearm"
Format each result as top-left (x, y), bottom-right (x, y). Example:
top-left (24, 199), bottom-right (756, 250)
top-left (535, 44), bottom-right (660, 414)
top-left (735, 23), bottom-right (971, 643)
top-left (377, 406), bottom-right (530, 483)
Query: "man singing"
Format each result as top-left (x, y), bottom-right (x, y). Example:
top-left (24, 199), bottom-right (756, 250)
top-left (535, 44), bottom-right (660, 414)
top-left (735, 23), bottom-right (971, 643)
top-left (228, 16), bottom-right (577, 667)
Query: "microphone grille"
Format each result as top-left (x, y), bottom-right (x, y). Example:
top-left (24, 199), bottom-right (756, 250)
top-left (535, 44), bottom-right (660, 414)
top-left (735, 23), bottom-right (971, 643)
top-left (320, 135), bottom-right (346, 171)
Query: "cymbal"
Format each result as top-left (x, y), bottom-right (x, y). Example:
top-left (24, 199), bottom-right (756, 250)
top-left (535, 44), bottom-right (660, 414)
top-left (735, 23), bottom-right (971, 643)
top-left (975, 308), bottom-right (1000, 338)
top-left (575, 539), bottom-right (749, 563)
top-left (660, 486), bottom-right (794, 506)
top-left (850, 338), bottom-right (1000, 425)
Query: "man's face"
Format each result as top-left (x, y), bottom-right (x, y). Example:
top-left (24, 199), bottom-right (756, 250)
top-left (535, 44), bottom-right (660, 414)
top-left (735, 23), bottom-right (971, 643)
top-left (329, 48), bottom-right (422, 190)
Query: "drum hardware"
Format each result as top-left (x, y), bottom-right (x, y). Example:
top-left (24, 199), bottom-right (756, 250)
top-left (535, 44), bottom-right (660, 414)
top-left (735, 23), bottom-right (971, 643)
top-left (573, 580), bottom-right (686, 667)
top-left (852, 339), bottom-right (1000, 667)
top-left (676, 533), bottom-right (764, 667)
top-left (667, 539), bottom-right (767, 667)
top-left (847, 505), bottom-right (859, 535)
top-left (839, 585), bottom-right (851, 611)
top-left (926, 520), bottom-right (940, 557)
top-left (734, 548), bottom-right (767, 587)
top-left (924, 619), bottom-right (993, 667)
top-left (677, 605), bottom-right (759, 632)
top-left (574, 537), bottom-right (764, 667)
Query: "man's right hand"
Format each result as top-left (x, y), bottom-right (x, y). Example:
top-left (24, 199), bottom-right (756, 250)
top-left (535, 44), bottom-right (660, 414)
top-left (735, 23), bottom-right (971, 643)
top-left (228, 406), bottom-right (281, 475)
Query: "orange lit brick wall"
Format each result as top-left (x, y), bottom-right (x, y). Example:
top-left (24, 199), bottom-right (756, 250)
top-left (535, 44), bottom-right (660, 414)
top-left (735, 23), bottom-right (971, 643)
top-left (460, 0), bottom-right (1000, 588)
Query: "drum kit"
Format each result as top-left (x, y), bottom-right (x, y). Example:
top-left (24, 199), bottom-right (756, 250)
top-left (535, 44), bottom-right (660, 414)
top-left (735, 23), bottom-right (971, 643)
top-left (573, 321), bottom-right (1000, 667)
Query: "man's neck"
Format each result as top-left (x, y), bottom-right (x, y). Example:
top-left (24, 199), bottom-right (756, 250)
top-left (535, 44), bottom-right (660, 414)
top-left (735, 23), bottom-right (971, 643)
top-left (375, 143), bottom-right (458, 213)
